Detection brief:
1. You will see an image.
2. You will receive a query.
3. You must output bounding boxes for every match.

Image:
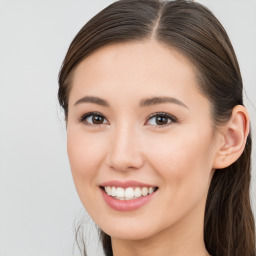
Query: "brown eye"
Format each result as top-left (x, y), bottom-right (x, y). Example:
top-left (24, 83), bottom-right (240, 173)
top-left (80, 113), bottom-right (108, 125)
top-left (146, 113), bottom-right (176, 127)
top-left (92, 115), bottom-right (105, 124)
top-left (155, 116), bottom-right (169, 125)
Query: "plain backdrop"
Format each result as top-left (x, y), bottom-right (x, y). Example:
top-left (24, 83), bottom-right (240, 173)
top-left (0, 1), bottom-right (255, 256)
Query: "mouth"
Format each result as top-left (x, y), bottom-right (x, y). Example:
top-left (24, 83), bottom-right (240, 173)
top-left (100, 186), bottom-right (158, 200)
top-left (99, 180), bottom-right (159, 211)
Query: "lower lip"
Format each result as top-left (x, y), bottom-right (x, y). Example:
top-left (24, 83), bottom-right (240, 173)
top-left (101, 189), bottom-right (157, 211)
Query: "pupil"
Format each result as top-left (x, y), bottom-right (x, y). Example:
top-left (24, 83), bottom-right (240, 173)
top-left (93, 115), bottom-right (103, 124)
top-left (156, 116), bottom-right (168, 125)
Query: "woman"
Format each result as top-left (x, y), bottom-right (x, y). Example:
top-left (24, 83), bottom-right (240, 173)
top-left (58, 0), bottom-right (255, 255)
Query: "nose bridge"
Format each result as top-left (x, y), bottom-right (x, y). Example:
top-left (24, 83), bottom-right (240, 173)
top-left (107, 121), bottom-right (143, 171)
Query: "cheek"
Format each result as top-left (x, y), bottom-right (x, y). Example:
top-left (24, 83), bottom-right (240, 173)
top-left (146, 128), bottom-right (214, 192)
top-left (144, 130), bottom-right (215, 226)
top-left (66, 128), bottom-right (107, 201)
top-left (67, 128), bottom-right (105, 173)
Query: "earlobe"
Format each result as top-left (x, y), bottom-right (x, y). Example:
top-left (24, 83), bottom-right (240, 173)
top-left (213, 105), bottom-right (250, 169)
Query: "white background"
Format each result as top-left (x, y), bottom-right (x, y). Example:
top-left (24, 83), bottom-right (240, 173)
top-left (0, 1), bottom-right (255, 256)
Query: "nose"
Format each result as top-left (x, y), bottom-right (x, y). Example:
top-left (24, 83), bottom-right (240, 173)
top-left (106, 124), bottom-right (144, 172)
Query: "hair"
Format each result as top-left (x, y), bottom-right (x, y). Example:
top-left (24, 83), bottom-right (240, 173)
top-left (58, 0), bottom-right (255, 255)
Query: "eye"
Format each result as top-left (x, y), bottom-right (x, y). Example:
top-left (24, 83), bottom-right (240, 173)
top-left (80, 112), bottom-right (109, 126)
top-left (146, 113), bottom-right (177, 127)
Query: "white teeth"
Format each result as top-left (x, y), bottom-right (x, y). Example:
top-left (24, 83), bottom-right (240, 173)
top-left (148, 187), bottom-right (154, 194)
top-left (134, 187), bottom-right (142, 198)
top-left (125, 187), bottom-right (134, 199)
top-left (116, 187), bottom-right (124, 198)
top-left (141, 187), bottom-right (148, 196)
top-left (105, 186), bottom-right (111, 195)
top-left (104, 186), bottom-right (156, 200)
top-left (111, 187), bottom-right (117, 197)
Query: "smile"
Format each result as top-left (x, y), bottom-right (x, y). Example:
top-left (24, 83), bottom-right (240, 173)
top-left (99, 181), bottom-right (158, 211)
top-left (103, 186), bottom-right (157, 200)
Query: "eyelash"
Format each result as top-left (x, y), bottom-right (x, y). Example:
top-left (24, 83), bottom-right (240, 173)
top-left (79, 111), bottom-right (178, 128)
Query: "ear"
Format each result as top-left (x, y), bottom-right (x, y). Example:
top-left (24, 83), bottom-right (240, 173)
top-left (213, 105), bottom-right (250, 169)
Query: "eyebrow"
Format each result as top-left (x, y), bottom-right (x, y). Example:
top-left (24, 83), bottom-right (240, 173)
top-left (139, 96), bottom-right (189, 109)
top-left (74, 96), bottom-right (109, 107)
top-left (74, 95), bottom-right (188, 109)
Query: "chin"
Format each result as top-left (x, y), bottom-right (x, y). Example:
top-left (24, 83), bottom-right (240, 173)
top-left (103, 226), bottom-right (154, 241)
top-left (97, 216), bottom-right (162, 241)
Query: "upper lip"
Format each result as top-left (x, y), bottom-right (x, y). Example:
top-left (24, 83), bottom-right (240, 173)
top-left (100, 180), bottom-right (158, 189)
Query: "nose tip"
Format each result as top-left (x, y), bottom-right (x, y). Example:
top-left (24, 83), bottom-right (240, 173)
top-left (106, 129), bottom-right (144, 172)
top-left (107, 145), bottom-right (144, 172)
top-left (108, 154), bottom-right (144, 172)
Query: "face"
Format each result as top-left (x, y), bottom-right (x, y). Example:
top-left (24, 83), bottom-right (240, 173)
top-left (67, 40), bottom-right (220, 241)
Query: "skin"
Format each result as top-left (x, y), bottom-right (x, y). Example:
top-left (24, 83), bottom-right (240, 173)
top-left (66, 40), bottom-right (249, 256)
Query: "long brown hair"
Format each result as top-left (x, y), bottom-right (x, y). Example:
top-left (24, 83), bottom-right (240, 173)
top-left (58, 1), bottom-right (255, 255)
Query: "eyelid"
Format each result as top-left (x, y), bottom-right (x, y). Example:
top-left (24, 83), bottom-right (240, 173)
top-left (145, 112), bottom-right (178, 127)
top-left (79, 111), bottom-right (178, 127)
top-left (79, 111), bottom-right (109, 126)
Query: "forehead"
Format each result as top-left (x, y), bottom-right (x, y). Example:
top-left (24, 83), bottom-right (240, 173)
top-left (72, 40), bottom-right (197, 84)
top-left (69, 40), bottom-right (208, 111)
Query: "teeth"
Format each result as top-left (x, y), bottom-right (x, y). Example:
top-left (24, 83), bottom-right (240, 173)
top-left (141, 187), bottom-right (148, 196)
top-left (116, 187), bottom-right (124, 198)
top-left (124, 187), bottom-right (134, 200)
top-left (104, 186), bottom-right (156, 200)
top-left (111, 187), bottom-right (117, 197)
top-left (134, 187), bottom-right (142, 198)
top-left (106, 186), bottom-right (111, 195)
top-left (149, 187), bottom-right (154, 194)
